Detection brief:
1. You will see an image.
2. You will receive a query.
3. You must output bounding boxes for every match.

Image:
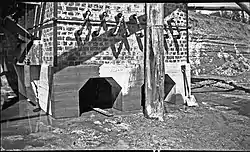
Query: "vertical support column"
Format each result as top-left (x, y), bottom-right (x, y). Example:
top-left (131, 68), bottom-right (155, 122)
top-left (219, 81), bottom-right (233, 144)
top-left (186, 3), bottom-right (189, 63)
top-left (51, 2), bottom-right (57, 115)
top-left (53, 2), bottom-right (58, 67)
top-left (38, 2), bottom-right (46, 40)
top-left (143, 3), bottom-right (165, 121)
top-left (0, 36), bottom-right (3, 105)
top-left (33, 3), bottom-right (41, 38)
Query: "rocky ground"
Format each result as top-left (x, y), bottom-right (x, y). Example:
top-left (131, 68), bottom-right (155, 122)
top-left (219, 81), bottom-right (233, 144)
top-left (1, 80), bottom-right (250, 150)
top-left (188, 10), bottom-right (250, 77)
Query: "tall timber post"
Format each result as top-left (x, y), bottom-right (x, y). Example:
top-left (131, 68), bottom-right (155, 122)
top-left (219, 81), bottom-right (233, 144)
top-left (143, 3), bottom-right (165, 121)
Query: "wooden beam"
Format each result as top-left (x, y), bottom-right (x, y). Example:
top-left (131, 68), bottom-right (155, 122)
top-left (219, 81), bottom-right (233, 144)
top-left (38, 2), bottom-right (46, 40)
top-left (185, 3), bottom-right (189, 63)
top-left (3, 17), bottom-right (32, 39)
top-left (143, 3), bottom-right (165, 121)
top-left (56, 18), bottom-right (147, 26)
top-left (33, 4), bottom-right (41, 37)
top-left (29, 22), bottom-right (54, 34)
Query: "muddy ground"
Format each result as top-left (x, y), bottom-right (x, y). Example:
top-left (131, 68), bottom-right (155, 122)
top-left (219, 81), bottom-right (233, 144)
top-left (1, 81), bottom-right (250, 150)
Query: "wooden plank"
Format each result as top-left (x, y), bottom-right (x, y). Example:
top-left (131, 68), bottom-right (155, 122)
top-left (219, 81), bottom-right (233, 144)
top-left (24, 65), bottom-right (30, 87)
top-left (33, 4), bottom-right (41, 37)
top-left (92, 107), bottom-right (114, 117)
top-left (37, 64), bottom-right (53, 115)
top-left (54, 99), bottom-right (78, 108)
top-left (52, 65), bottom-right (100, 118)
top-left (15, 65), bottom-right (26, 98)
top-left (54, 84), bottom-right (79, 93)
top-left (38, 2), bottom-right (46, 39)
top-left (53, 92), bottom-right (78, 102)
top-left (30, 65), bottom-right (41, 81)
top-left (143, 3), bottom-right (165, 121)
top-left (185, 3), bottom-right (189, 63)
top-left (53, 106), bottom-right (79, 119)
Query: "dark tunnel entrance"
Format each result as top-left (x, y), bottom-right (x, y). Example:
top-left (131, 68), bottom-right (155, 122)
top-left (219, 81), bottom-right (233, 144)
top-left (79, 77), bottom-right (122, 115)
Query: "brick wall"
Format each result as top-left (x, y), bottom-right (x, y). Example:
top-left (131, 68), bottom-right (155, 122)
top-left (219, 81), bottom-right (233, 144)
top-left (164, 3), bottom-right (188, 63)
top-left (56, 3), bottom-right (145, 68)
top-left (26, 2), bottom-right (55, 65)
top-left (25, 3), bottom-right (188, 67)
top-left (55, 3), bottom-right (187, 68)
top-left (40, 2), bottom-right (54, 65)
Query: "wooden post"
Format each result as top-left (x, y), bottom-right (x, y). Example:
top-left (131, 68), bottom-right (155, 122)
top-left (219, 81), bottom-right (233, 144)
top-left (143, 3), bottom-right (165, 121)
top-left (186, 3), bottom-right (189, 63)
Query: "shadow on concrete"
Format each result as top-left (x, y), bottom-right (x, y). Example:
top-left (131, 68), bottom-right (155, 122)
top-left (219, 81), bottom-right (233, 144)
top-left (54, 14), bottom-right (146, 73)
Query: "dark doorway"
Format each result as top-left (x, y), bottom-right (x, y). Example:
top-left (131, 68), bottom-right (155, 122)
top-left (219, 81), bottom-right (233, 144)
top-left (164, 74), bottom-right (176, 100)
top-left (79, 77), bottom-right (122, 115)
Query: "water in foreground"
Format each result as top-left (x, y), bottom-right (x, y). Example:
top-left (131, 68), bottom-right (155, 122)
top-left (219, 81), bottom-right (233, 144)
top-left (1, 86), bottom-right (250, 150)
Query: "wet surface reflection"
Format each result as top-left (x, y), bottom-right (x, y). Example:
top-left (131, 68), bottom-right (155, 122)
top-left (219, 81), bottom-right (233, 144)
top-left (1, 99), bottom-right (55, 150)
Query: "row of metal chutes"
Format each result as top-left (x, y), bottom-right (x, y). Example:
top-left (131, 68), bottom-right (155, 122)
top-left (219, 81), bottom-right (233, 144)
top-left (74, 10), bottom-right (145, 59)
top-left (75, 9), bottom-right (186, 58)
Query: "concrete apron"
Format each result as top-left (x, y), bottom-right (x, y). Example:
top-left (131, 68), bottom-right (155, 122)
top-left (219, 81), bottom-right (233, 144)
top-left (164, 62), bottom-right (191, 105)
